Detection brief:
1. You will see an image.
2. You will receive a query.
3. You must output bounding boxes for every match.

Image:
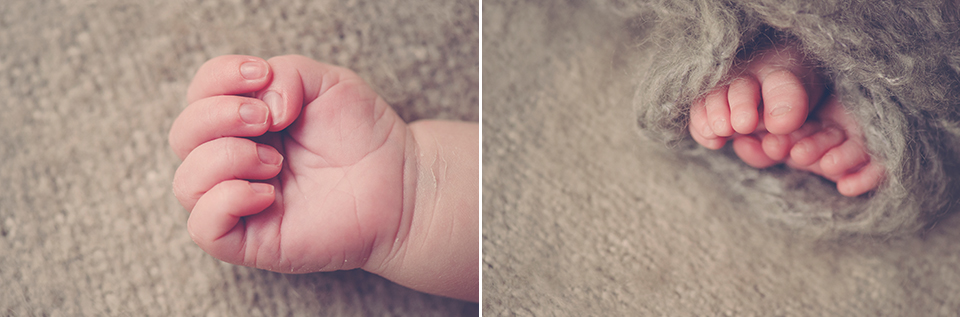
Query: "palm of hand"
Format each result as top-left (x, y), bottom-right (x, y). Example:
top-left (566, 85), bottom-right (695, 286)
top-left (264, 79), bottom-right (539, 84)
top-left (247, 79), bottom-right (408, 273)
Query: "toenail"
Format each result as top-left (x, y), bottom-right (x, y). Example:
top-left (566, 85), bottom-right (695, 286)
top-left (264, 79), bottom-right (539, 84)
top-left (239, 103), bottom-right (268, 125)
top-left (769, 105), bottom-right (791, 117)
top-left (824, 153), bottom-right (836, 166)
top-left (261, 91), bottom-right (283, 120)
top-left (257, 144), bottom-right (282, 165)
top-left (240, 61), bottom-right (266, 80)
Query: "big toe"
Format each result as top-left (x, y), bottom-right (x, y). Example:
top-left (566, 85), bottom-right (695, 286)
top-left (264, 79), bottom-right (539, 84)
top-left (761, 69), bottom-right (810, 135)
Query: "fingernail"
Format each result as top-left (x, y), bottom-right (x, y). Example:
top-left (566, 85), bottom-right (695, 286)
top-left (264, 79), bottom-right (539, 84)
top-left (238, 103), bottom-right (268, 125)
top-left (250, 182), bottom-right (274, 194)
top-left (769, 105), bottom-right (791, 117)
top-left (240, 61), bottom-right (266, 80)
top-left (257, 144), bottom-right (282, 165)
top-left (261, 91), bottom-right (283, 121)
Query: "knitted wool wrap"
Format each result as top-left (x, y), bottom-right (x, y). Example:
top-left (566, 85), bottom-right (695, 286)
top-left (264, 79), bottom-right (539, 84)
top-left (615, 0), bottom-right (960, 236)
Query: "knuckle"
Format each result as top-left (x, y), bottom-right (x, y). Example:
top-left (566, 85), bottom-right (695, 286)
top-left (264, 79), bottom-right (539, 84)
top-left (171, 175), bottom-right (197, 210)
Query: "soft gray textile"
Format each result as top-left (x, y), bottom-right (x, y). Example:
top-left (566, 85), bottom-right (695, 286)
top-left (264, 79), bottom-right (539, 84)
top-left (483, 0), bottom-right (960, 315)
top-left (629, 0), bottom-right (960, 236)
top-left (0, 0), bottom-right (477, 315)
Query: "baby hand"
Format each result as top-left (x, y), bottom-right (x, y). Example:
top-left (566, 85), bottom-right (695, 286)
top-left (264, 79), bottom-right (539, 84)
top-left (169, 55), bottom-right (412, 274)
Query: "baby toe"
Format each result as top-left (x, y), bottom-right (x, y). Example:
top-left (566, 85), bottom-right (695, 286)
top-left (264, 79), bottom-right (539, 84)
top-left (690, 99), bottom-right (727, 149)
top-left (733, 135), bottom-right (779, 168)
top-left (837, 161), bottom-right (884, 197)
top-left (820, 140), bottom-right (870, 177)
top-left (790, 126), bottom-right (845, 167)
top-left (704, 87), bottom-right (735, 137)
top-left (761, 69), bottom-right (810, 135)
top-left (761, 134), bottom-right (792, 161)
top-left (727, 76), bottom-right (762, 134)
top-left (690, 125), bottom-right (727, 150)
top-left (761, 119), bottom-right (825, 161)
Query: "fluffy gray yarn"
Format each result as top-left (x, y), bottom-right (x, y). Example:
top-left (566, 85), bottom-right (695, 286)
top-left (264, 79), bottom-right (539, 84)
top-left (620, 0), bottom-right (960, 237)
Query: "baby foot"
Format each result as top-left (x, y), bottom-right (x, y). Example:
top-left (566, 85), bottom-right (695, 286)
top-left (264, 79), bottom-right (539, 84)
top-left (777, 95), bottom-right (885, 197)
top-left (690, 43), bottom-right (824, 153)
top-left (688, 42), bottom-right (884, 196)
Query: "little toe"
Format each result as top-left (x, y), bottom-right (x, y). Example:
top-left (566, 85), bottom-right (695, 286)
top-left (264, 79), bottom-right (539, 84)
top-left (690, 125), bottom-right (727, 150)
top-left (704, 87), bottom-right (735, 137)
top-left (727, 76), bottom-right (762, 134)
top-left (790, 126), bottom-right (846, 166)
top-left (761, 69), bottom-right (810, 135)
top-left (820, 140), bottom-right (870, 177)
top-left (690, 99), bottom-right (727, 149)
top-left (837, 161), bottom-right (884, 197)
top-left (733, 135), bottom-right (779, 168)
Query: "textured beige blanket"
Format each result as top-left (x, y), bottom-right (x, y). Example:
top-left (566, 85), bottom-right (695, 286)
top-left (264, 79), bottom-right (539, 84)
top-left (0, 0), bottom-right (477, 315)
top-left (483, 1), bottom-right (960, 315)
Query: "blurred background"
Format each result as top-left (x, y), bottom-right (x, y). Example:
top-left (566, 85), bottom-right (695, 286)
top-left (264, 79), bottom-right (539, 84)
top-left (0, 0), bottom-right (477, 315)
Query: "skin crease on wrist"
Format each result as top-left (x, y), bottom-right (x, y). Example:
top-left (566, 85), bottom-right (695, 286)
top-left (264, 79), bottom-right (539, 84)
top-left (363, 120), bottom-right (479, 302)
